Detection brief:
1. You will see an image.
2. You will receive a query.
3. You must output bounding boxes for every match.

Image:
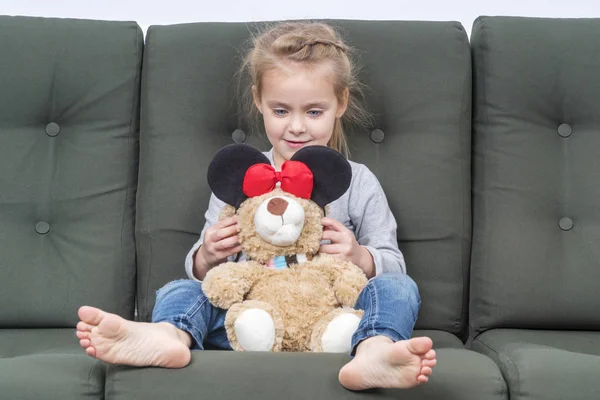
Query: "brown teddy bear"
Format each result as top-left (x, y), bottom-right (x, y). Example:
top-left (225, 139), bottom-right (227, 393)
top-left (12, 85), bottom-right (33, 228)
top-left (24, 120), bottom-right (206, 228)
top-left (202, 144), bottom-right (368, 352)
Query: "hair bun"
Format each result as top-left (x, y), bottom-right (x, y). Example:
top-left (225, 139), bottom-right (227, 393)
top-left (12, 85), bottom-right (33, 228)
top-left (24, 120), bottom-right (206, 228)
top-left (302, 39), bottom-right (347, 53)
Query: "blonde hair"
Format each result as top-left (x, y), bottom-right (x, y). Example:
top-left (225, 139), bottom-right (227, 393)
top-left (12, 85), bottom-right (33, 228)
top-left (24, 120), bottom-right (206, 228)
top-left (237, 21), bottom-right (371, 158)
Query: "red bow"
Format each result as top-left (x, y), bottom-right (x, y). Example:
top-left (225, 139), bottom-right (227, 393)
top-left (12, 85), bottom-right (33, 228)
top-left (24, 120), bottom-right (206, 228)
top-left (243, 161), bottom-right (313, 199)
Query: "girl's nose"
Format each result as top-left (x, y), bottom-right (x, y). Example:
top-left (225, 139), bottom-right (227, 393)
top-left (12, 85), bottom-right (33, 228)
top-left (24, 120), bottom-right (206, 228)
top-left (288, 115), bottom-right (306, 134)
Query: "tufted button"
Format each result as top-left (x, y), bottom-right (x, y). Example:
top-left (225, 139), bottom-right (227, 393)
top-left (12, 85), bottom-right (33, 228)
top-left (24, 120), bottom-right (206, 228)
top-left (35, 221), bottom-right (50, 234)
top-left (558, 123), bottom-right (572, 138)
top-left (45, 122), bottom-right (60, 137)
top-left (559, 217), bottom-right (573, 231)
top-left (370, 129), bottom-right (385, 143)
top-left (231, 129), bottom-right (246, 143)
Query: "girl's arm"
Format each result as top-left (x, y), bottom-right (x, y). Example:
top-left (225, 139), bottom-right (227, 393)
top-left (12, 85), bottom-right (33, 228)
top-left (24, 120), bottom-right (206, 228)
top-left (348, 165), bottom-right (407, 276)
top-left (185, 193), bottom-right (235, 281)
top-left (319, 163), bottom-right (406, 278)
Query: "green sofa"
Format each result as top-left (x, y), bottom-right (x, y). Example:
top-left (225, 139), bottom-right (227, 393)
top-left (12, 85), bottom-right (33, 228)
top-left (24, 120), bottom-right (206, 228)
top-left (0, 14), bottom-right (598, 400)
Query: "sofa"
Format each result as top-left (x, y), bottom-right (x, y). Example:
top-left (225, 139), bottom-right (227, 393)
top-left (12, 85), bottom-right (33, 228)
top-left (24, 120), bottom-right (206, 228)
top-left (0, 14), bottom-right (598, 400)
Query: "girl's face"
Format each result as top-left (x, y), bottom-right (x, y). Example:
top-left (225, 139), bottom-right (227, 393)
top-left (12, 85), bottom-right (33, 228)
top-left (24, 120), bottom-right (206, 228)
top-left (253, 61), bottom-right (348, 169)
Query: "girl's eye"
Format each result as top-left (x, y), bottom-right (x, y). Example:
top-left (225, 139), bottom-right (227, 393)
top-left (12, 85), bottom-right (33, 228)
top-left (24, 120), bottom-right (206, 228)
top-left (274, 109), bottom-right (288, 116)
top-left (308, 110), bottom-right (322, 117)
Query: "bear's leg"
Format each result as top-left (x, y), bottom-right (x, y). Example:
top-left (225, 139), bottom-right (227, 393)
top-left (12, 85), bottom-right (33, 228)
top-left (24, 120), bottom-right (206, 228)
top-left (310, 308), bottom-right (364, 353)
top-left (225, 300), bottom-right (284, 351)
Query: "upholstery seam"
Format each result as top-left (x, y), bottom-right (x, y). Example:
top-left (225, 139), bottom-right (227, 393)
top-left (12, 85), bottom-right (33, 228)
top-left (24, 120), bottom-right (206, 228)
top-left (470, 17), bottom-right (492, 335)
top-left (86, 361), bottom-right (95, 397)
top-left (104, 365), bottom-right (112, 400)
top-left (474, 337), bottom-right (519, 397)
top-left (456, 21), bottom-right (472, 339)
top-left (139, 28), bottom-right (154, 323)
top-left (122, 23), bottom-right (142, 319)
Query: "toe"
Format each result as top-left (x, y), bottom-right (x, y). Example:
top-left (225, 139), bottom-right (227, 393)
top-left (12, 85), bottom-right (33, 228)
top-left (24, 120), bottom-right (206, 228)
top-left (78, 306), bottom-right (105, 326)
top-left (79, 339), bottom-right (91, 348)
top-left (417, 375), bottom-right (429, 384)
top-left (76, 331), bottom-right (91, 340)
top-left (421, 366), bottom-right (432, 377)
top-left (424, 349), bottom-right (436, 360)
top-left (85, 346), bottom-right (96, 357)
top-left (422, 358), bottom-right (437, 368)
top-left (406, 337), bottom-right (433, 355)
top-left (77, 321), bottom-right (94, 332)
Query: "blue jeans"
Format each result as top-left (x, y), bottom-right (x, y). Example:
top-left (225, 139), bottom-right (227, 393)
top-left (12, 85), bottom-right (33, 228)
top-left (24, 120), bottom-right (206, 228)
top-left (152, 272), bottom-right (421, 355)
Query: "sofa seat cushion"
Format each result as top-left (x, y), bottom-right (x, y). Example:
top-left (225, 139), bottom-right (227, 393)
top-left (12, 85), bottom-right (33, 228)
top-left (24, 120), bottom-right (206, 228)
top-left (106, 349), bottom-right (506, 400)
top-left (0, 328), bottom-right (94, 356)
top-left (0, 329), bottom-right (105, 399)
top-left (473, 329), bottom-right (600, 400)
top-left (414, 329), bottom-right (463, 348)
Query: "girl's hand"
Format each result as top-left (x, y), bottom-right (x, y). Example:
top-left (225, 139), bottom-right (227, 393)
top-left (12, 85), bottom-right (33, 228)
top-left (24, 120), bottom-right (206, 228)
top-left (319, 217), bottom-right (375, 278)
top-left (194, 216), bottom-right (242, 279)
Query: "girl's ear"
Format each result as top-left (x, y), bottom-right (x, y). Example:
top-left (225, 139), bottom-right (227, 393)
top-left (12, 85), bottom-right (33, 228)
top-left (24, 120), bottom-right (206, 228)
top-left (336, 87), bottom-right (349, 118)
top-left (208, 144), bottom-right (271, 208)
top-left (252, 85), bottom-right (263, 114)
top-left (290, 146), bottom-right (352, 208)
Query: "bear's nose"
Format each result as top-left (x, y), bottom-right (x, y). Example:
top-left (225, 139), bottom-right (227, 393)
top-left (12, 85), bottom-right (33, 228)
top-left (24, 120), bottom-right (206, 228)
top-left (267, 198), bottom-right (289, 216)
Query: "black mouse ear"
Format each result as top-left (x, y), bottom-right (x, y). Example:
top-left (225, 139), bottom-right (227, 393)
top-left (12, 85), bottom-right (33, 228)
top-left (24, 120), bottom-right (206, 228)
top-left (290, 146), bottom-right (351, 208)
top-left (208, 144), bottom-right (271, 208)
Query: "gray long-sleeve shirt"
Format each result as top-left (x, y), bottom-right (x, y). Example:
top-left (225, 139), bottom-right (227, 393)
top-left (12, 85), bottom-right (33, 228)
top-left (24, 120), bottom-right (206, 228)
top-left (185, 149), bottom-right (406, 280)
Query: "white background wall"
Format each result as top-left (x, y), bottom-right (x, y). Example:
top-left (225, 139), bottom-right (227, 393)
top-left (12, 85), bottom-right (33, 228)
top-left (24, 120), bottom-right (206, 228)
top-left (2, 0), bottom-right (599, 36)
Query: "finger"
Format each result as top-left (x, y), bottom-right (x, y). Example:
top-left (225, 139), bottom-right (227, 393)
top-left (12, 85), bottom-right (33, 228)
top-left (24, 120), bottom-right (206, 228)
top-left (213, 215), bottom-right (239, 229)
top-left (319, 244), bottom-right (345, 255)
top-left (215, 235), bottom-right (240, 251)
top-left (222, 244), bottom-right (243, 258)
top-left (212, 224), bottom-right (240, 241)
top-left (321, 217), bottom-right (347, 232)
top-left (203, 227), bottom-right (217, 245)
top-left (321, 230), bottom-right (345, 243)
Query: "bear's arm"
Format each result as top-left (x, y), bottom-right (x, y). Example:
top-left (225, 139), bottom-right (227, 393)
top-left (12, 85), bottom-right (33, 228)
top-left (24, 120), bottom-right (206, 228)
top-left (202, 261), bottom-right (266, 309)
top-left (310, 255), bottom-right (368, 307)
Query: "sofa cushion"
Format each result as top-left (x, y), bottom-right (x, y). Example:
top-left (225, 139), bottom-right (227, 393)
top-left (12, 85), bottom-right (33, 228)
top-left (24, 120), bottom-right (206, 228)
top-left (0, 356), bottom-right (105, 400)
top-left (137, 20), bottom-right (472, 339)
top-left (0, 329), bottom-right (105, 399)
top-left (0, 16), bottom-right (143, 326)
top-left (0, 328), bottom-right (90, 356)
top-left (473, 329), bottom-right (600, 400)
top-left (414, 330), bottom-right (463, 349)
top-left (470, 16), bottom-right (600, 333)
top-left (106, 348), bottom-right (506, 400)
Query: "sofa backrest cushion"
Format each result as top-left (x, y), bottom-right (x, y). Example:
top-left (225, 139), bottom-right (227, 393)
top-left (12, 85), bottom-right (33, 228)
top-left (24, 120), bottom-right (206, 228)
top-left (470, 16), bottom-right (600, 333)
top-left (0, 16), bottom-right (142, 327)
top-left (137, 20), bottom-right (472, 337)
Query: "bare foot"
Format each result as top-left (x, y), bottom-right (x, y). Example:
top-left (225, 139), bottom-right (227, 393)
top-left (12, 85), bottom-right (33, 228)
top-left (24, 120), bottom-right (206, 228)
top-left (338, 336), bottom-right (436, 391)
top-left (76, 306), bottom-right (192, 368)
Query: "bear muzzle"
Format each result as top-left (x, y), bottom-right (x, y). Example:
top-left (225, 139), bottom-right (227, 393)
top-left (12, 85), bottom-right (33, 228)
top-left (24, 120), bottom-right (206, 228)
top-left (254, 196), bottom-right (305, 246)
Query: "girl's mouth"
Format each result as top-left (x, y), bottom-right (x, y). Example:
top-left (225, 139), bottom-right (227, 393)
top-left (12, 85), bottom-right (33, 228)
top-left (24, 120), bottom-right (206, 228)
top-left (285, 140), bottom-right (309, 148)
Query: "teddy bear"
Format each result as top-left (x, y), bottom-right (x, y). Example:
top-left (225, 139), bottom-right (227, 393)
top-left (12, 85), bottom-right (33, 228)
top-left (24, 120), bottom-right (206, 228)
top-left (201, 143), bottom-right (368, 353)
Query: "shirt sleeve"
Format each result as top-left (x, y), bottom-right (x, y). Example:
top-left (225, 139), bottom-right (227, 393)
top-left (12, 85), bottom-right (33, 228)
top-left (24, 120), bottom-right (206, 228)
top-left (184, 193), bottom-right (227, 281)
top-left (348, 165), bottom-right (407, 276)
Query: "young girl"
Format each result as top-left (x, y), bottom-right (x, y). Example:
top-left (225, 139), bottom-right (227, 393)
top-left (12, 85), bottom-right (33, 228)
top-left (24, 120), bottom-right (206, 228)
top-left (76, 21), bottom-right (437, 391)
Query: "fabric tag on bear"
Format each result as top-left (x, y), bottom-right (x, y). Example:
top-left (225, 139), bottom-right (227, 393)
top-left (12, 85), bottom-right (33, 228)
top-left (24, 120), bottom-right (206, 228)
top-left (266, 254), bottom-right (311, 269)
